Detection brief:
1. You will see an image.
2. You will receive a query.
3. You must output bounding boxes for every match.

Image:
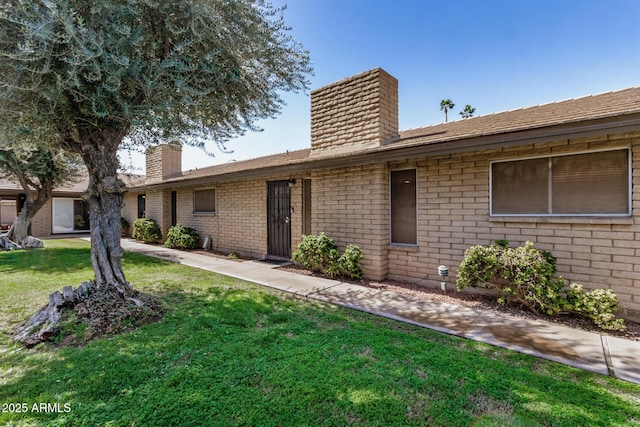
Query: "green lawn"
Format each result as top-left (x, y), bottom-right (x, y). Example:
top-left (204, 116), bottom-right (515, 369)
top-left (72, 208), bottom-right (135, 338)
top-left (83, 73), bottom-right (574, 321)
top-left (1, 239), bottom-right (639, 426)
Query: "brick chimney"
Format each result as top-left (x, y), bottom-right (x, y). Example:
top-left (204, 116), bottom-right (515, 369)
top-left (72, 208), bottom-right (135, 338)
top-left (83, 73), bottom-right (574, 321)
top-left (310, 68), bottom-right (399, 156)
top-left (145, 144), bottom-right (182, 184)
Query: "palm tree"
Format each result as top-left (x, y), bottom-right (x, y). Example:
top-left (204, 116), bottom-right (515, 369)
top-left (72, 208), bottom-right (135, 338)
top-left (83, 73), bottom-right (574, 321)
top-left (459, 104), bottom-right (476, 119)
top-left (440, 99), bottom-right (455, 122)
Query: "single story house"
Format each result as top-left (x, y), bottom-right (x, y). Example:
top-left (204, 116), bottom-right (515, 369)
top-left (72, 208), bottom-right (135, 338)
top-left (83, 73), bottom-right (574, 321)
top-left (123, 68), bottom-right (640, 315)
top-left (0, 173), bottom-right (143, 236)
top-left (0, 175), bottom-right (92, 236)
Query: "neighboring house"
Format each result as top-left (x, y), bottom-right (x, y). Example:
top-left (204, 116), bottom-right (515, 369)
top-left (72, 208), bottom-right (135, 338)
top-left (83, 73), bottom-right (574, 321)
top-left (0, 173), bottom-right (144, 236)
top-left (124, 68), bottom-right (640, 314)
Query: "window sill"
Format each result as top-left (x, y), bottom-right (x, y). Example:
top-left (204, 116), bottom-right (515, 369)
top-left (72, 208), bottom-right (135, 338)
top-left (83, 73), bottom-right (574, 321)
top-left (388, 243), bottom-right (419, 252)
top-left (194, 212), bottom-right (217, 216)
top-left (487, 216), bottom-right (634, 225)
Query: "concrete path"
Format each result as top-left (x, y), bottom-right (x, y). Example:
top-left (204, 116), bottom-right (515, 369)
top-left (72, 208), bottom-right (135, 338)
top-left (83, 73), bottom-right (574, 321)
top-left (119, 239), bottom-right (640, 385)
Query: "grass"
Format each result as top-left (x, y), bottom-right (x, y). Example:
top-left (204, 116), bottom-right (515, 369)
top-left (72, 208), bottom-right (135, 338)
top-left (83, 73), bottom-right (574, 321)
top-left (1, 239), bottom-right (639, 426)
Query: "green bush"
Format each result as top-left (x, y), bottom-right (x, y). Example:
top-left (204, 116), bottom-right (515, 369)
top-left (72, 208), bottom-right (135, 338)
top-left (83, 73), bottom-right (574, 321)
top-left (457, 240), bottom-right (625, 331)
top-left (164, 225), bottom-right (199, 249)
top-left (338, 244), bottom-right (363, 279)
top-left (292, 233), bottom-right (363, 279)
top-left (565, 284), bottom-right (624, 331)
top-left (131, 218), bottom-right (162, 243)
top-left (120, 217), bottom-right (130, 236)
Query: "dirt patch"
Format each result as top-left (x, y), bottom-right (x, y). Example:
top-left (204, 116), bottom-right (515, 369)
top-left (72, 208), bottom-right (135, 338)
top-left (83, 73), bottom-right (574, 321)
top-left (277, 265), bottom-right (640, 341)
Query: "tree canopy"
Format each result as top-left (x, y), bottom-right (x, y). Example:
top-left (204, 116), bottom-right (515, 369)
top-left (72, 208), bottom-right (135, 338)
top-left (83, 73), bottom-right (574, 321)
top-left (0, 0), bottom-right (312, 151)
top-left (440, 99), bottom-right (454, 122)
top-left (0, 0), bottom-right (312, 291)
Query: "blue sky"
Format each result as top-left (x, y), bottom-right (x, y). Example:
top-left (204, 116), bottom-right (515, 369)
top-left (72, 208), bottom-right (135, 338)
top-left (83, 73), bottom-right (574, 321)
top-left (122, 0), bottom-right (640, 172)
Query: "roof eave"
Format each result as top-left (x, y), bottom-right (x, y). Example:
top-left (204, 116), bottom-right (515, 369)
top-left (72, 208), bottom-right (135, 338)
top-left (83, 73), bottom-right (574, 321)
top-left (129, 113), bottom-right (640, 191)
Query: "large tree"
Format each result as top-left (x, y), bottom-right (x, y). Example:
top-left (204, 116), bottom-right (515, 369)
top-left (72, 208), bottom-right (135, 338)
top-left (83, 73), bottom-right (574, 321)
top-left (0, 0), bottom-right (311, 295)
top-left (0, 144), bottom-right (81, 243)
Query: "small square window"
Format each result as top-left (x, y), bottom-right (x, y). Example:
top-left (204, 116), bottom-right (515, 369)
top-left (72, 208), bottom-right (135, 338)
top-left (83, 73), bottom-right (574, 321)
top-left (194, 189), bottom-right (215, 213)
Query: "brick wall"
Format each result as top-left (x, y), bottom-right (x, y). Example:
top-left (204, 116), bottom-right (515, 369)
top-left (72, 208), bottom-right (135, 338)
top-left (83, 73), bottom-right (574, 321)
top-left (31, 199), bottom-right (52, 237)
top-left (162, 174), bottom-right (304, 259)
top-left (145, 144), bottom-right (182, 184)
top-left (121, 192), bottom-right (139, 235)
top-left (311, 163), bottom-right (389, 280)
top-left (310, 68), bottom-right (398, 155)
top-left (386, 132), bottom-right (640, 313)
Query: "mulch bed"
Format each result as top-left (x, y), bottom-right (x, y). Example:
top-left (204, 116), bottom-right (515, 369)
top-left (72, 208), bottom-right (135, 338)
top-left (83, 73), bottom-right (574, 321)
top-left (277, 264), bottom-right (640, 341)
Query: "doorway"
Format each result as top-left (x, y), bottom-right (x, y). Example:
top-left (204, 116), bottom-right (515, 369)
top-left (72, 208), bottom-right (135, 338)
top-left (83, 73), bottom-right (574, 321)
top-left (267, 180), bottom-right (291, 259)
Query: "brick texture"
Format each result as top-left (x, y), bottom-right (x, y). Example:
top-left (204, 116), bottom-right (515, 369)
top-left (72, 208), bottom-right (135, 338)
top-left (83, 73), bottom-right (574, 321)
top-left (311, 164), bottom-right (389, 280)
top-left (310, 68), bottom-right (398, 155)
top-left (145, 144), bottom-right (182, 184)
top-left (385, 132), bottom-right (640, 313)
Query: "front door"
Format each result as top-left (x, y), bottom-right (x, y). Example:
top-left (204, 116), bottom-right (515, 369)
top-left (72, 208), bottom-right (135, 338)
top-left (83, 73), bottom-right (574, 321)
top-left (267, 180), bottom-right (291, 259)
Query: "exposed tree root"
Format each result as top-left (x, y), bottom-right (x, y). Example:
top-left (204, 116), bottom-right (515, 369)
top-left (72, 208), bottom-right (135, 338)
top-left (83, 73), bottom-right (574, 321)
top-left (13, 281), bottom-right (164, 347)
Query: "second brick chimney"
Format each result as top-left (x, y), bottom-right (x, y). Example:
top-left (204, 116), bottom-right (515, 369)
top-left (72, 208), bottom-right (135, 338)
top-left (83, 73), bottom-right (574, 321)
top-left (145, 144), bottom-right (182, 184)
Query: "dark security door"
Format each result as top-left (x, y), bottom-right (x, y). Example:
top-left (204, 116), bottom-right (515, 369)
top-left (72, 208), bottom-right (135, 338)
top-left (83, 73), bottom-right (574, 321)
top-left (267, 181), bottom-right (291, 258)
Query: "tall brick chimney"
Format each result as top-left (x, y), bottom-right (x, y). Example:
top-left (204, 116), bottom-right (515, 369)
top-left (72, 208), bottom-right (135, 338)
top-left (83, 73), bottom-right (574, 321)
top-left (310, 68), bottom-right (399, 156)
top-left (145, 144), bottom-right (182, 184)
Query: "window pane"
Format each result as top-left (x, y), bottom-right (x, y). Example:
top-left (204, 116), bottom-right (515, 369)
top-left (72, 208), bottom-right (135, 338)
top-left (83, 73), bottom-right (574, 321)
top-left (194, 189), bottom-right (215, 213)
top-left (73, 200), bottom-right (90, 231)
top-left (552, 150), bottom-right (629, 214)
top-left (391, 169), bottom-right (417, 244)
top-left (52, 198), bottom-right (74, 233)
top-left (492, 158), bottom-right (549, 214)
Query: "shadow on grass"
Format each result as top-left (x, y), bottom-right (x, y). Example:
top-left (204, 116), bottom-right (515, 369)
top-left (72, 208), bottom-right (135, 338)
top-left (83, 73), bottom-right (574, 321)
top-left (0, 244), bottom-right (179, 276)
top-left (1, 283), bottom-right (639, 427)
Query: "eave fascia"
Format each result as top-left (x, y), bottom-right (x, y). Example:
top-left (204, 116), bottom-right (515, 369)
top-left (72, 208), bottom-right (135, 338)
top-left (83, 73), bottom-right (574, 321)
top-left (129, 113), bottom-right (640, 191)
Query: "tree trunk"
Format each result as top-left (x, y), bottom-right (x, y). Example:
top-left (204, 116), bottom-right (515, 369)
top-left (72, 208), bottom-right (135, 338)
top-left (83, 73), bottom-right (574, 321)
top-left (6, 209), bottom-right (30, 242)
top-left (7, 193), bottom-right (48, 244)
top-left (79, 130), bottom-right (132, 295)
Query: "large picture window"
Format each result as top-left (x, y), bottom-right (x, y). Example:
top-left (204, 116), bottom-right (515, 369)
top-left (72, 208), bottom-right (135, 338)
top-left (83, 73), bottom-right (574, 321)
top-left (52, 198), bottom-right (90, 233)
top-left (491, 149), bottom-right (630, 216)
top-left (391, 169), bottom-right (417, 244)
top-left (194, 189), bottom-right (215, 213)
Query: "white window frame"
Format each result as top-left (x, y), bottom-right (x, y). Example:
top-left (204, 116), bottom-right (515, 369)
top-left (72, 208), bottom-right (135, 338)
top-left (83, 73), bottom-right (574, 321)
top-left (489, 147), bottom-right (632, 217)
top-left (52, 198), bottom-right (90, 234)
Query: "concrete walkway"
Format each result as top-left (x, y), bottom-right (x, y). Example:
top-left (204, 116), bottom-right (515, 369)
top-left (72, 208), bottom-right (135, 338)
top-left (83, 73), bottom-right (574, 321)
top-left (119, 239), bottom-right (640, 385)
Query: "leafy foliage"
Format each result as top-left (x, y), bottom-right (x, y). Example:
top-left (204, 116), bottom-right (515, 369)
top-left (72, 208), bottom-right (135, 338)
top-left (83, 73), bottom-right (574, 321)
top-left (292, 234), bottom-right (364, 279)
top-left (0, 0), bottom-right (312, 151)
top-left (457, 241), bottom-right (625, 331)
top-left (338, 244), bottom-right (364, 280)
top-left (0, 0), bottom-right (311, 287)
top-left (132, 218), bottom-right (162, 243)
top-left (164, 225), bottom-right (199, 250)
top-left (120, 217), bottom-right (130, 236)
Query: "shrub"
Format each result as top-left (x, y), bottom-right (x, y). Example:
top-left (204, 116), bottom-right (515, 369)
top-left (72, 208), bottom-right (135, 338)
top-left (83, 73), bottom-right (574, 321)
top-left (292, 233), bottom-right (363, 279)
top-left (131, 218), bottom-right (162, 243)
top-left (292, 233), bottom-right (340, 276)
top-left (565, 284), bottom-right (624, 331)
top-left (338, 244), bottom-right (364, 279)
top-left (120, 217), bottom-right (130, 236)
top-left (457, 240), bottom-right (625, 331)
top-left (164, 225), bottom-right (199, 249)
